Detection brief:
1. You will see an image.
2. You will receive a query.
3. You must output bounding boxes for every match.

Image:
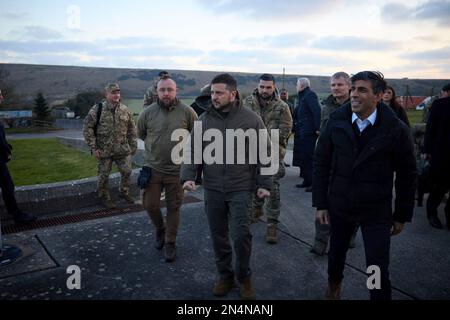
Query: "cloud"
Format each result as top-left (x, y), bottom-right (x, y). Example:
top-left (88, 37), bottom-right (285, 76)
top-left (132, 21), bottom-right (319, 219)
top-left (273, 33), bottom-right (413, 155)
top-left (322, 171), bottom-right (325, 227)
top-left (0, 11), bottom-right (29, 19)
top-left (203, 49), bottom-right (286, 66)
top-left (8, 26), bottom-right (63, 40)
top-left (311, 36), bottom-right (397, 51)
top-left (196, 0), bottom-right (343, 19)
top-left (401, 46), bottom-right (450, 60)
top-left (235, 33), bottom-right (313, 48)
top-left (0, 37), bottom-right (203, 57)
top-left (381, 1), bottom-right (450, 27)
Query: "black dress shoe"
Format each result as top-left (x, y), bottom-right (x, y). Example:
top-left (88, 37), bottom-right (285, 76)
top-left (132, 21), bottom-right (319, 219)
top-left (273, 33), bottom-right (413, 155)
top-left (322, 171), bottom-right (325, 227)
top-left (296, 183), bottom-right (311, 188)
top-left (428, 216), bottom-right (443, 229)
top-left (13, 211), bottom-right (37, 225)
top-left (305, 186), bottom-right (313, 192)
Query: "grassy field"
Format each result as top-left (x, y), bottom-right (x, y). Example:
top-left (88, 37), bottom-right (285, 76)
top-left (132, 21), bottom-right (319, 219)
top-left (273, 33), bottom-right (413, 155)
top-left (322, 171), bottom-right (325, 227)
top-left (6, 126), bottom-right (63, 134)
top-left (406, 109), bottom-right (424, 125)
top-left (8, 138), bottom-right (120, 186)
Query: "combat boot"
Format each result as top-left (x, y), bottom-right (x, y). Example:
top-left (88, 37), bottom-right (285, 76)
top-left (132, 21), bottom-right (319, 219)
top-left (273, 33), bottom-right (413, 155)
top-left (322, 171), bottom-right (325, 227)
top-left (325, 280), bottom-right (342, 300)
top-left (120, 193), bottom-right (135, 204)
top-left (100, 196), bottom-right (116, 209)
top-left (251, 207), bottom-right (263, 223)
top-left (239, 277), bottom-right (256, 300)
top-left (212, 276), bottom-right (236, 297)
top-left (266, 223), bottom-right (277, 244)
top-left (165, 242), bottom-right (176, 263)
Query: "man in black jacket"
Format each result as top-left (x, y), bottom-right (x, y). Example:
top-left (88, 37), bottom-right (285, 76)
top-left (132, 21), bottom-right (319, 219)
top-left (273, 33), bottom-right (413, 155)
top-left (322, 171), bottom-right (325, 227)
top-left (312, 71), bottom-right (416, 300)
top-left (424, 83), bottom-right (450, 229)
top-left (0, 89), bottom-right (37, 225)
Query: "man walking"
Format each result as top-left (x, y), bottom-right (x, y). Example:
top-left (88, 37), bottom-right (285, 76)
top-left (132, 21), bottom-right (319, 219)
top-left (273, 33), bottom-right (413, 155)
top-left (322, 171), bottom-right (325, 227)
top-left (83, 83), bottom-right (137, 209)
top-left (292, 78), bottom-right (321, 192)
top-left (181, 73), bottom-right (271, 299)
top-left (138, 75), bottom-right (197, 262)
top-left (311, 72), bottom-right (352, 255)
top-left (243, 74), bottom-right (292, 243)
top-left (313, 71), bottom-right (416, 300)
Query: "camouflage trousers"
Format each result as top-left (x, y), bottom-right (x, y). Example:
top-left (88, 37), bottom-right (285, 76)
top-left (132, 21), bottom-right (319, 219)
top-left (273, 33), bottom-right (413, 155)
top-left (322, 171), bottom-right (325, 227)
top-left (97, 156), bottom-right (132, 199)
top-left (251, 163), bottom-right (285, 224)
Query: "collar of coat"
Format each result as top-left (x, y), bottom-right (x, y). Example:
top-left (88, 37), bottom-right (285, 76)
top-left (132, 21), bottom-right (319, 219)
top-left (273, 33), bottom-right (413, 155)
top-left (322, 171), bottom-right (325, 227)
top-left (329, 101), bottom-right (403, 167)
top-left (205, 91), bottom-right (243, 119)
top-left (323, 94), bottom-right (350, 108)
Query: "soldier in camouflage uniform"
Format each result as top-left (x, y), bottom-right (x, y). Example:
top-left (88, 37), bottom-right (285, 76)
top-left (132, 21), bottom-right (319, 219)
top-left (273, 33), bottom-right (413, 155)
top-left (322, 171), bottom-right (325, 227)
top-left (143, 71), bottom-right (169, 108)
top-left (243, 74), bottom-right (293, 244)
top-left (83, 83), bottom-right (138, 209)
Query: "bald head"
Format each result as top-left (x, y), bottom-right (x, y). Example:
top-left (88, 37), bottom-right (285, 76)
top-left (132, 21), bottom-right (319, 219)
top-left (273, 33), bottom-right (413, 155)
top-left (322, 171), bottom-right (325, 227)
top-left (157, 77), bottom-right (177, 107)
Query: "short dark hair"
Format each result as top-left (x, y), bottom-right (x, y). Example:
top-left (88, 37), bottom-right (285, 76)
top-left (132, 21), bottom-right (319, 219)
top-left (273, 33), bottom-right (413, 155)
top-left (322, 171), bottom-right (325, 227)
top-left (211, 73), bottom-right (237, 91)
top-left (158, 71), bottom-right (169, 77)
top-left (260, 73), bottom-right (275, 83)
top-left (442, 83), bottom-right (450, 92)
top-left (351, 71), bottom-right (387, 94)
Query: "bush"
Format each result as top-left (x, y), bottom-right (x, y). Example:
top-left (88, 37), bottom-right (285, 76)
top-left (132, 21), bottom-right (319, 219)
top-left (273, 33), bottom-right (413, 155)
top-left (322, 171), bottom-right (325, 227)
top-left (66, 91), bottom-right (104, 118)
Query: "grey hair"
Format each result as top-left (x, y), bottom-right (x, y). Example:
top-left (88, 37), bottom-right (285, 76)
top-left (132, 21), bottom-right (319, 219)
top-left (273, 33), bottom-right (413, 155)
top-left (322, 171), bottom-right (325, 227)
top-left (297, 77), bottom-right (310, 88)
top-left (331, 72), bottom-right (351, 85)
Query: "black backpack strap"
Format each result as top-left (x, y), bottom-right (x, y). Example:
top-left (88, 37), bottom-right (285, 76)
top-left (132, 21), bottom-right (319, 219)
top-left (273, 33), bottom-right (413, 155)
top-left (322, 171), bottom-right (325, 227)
top-left (94, 102), bottom-right (103, 136)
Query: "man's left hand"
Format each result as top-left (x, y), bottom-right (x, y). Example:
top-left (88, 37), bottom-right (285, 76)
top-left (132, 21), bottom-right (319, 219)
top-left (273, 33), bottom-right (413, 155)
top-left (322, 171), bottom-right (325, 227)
top-left (391, 221), bottom-right (404, 236)
top-left (257, 188), bottom-right (270, 199)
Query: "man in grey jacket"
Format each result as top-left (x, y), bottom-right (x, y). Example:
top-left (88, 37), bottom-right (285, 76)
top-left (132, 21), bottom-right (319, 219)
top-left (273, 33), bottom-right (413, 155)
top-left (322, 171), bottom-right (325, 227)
top-left (181, 73), bottom-right (272, 300)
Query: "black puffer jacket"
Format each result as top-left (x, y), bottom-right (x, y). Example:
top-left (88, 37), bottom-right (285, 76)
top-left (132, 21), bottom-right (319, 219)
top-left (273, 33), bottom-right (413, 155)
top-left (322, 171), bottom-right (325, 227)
top-left (312, 102), bottom-right (417, 223)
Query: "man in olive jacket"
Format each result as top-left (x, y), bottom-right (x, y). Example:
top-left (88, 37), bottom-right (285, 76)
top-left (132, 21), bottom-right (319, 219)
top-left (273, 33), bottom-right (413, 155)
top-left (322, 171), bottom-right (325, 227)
top-left (312, 71), bottom-right (416, 300)
top-left (138, 75), bottom-right (197, 263)
top-left (181, 73), bottom-right (272, 300)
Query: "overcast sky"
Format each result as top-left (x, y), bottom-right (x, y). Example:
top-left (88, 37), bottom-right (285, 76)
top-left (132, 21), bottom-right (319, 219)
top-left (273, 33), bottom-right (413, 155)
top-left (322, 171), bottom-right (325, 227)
top-left (1, 0), bottom-right (449, 79)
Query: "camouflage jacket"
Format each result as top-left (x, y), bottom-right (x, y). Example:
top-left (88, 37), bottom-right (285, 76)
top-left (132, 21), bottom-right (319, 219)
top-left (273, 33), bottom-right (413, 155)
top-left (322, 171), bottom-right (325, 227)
top-left (143, 85), bottom-right (158, 108)
top-left (243, 89), bottom-right (293, 161)
top-left (83, 101), bottom-right (137, 159)
top-left (137, 99), bottom-right (198, 175)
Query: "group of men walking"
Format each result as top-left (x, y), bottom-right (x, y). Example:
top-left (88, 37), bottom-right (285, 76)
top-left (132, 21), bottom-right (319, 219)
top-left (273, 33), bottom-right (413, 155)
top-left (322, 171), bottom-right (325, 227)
top-left (2, 69), bottom-right (449, 300)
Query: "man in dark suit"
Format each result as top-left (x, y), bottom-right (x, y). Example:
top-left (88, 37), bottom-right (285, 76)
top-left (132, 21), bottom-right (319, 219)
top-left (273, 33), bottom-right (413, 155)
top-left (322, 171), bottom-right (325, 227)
top-left (312, 71), bottom-right (417, 300)
top-left (0, 89), bottom-right (37, 225)
top-left (424, 83), bottom-right (450, 229)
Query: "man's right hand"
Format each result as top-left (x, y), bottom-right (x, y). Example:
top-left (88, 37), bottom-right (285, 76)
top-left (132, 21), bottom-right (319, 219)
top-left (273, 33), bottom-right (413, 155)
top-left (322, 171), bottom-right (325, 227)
top-left (183, 181), bottom-right (197, 192)
top-left (316, 209), bottom-right (329, 225)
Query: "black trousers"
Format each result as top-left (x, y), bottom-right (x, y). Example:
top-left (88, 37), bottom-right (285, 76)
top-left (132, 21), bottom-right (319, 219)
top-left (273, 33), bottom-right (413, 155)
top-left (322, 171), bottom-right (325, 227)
top-left (0, 162), bottom-right (20, 216)
top-left (328, 213), bottom-right (392, 300)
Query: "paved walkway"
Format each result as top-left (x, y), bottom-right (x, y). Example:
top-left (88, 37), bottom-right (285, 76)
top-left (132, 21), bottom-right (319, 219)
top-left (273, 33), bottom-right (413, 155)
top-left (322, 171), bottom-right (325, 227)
top-left (1, 149), bottom-right (449, 300)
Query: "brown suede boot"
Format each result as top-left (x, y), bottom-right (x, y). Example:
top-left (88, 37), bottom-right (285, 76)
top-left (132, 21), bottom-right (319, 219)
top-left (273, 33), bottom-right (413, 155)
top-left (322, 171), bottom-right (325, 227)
top-left (100, 196), bottom-right (116, 209)
top-left (239, 277), bottom-right (256, 300)
top-left (266, 223), bottom-right (277, 244)
top-left (325, 280), bottom-right (342, 300)
top-left (165, 242), bottom-right (176, 263)
top-left (251, 207), bottom-right (263, 223)
top-left (212, 277), bottom-right (236, 297)
top-left (120, 193), bottom-right (135, 204)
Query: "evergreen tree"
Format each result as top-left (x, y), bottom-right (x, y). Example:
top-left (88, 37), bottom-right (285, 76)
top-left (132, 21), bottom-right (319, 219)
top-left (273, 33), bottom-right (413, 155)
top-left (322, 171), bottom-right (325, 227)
top-left (65, 91), bottom-right (104, 117)
top-left (34, 92), bottom-right (51, 120)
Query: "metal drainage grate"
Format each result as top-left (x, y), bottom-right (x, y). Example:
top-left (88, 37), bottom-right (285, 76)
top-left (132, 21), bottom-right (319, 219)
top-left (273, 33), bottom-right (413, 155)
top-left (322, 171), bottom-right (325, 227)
top-left (1, 195), bottom-right (201, 235)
